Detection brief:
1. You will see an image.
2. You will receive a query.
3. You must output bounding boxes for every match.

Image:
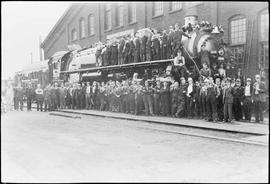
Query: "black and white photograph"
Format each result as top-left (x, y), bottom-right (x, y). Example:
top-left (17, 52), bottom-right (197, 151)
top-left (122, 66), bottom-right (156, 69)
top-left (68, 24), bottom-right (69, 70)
top-left (1, 1), bottom-right (269, 183)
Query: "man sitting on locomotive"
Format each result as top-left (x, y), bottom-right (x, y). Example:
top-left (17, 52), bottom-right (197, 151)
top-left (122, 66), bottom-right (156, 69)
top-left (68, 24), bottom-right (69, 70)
top-left (173, 49), bottom-right (190, 79)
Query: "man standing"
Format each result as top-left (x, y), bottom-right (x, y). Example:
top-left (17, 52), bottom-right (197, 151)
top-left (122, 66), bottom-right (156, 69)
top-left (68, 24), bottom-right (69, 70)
top-left (167, 26), bottom-right (175, 59)
top-left (59, 83), bottom-right (66, 109)
top-left (170, 81), bottom-right (180, 117)
top-left (35, 84), bottom-right (44, 112)
top-left (111, 41), bottom-right (118, 65)
top-left (151, 29), bottom-right (161, 61)
top-left (44, 84), bottom-right (51, 112)
top-left (206, 77), bottom-right (218, 122)
top-left (140, 32), bottom-right (147, 62)
top-left (232, 78), bottom-right (244, 121)
top-left (215, 78), bottom-right (224, 121)
top-left (25, 83), bottom-right (35, 111)
top-left (160, 29), bottom-right (168, 60)
top-left (173, 23), bottom-right (191, 57)
top-left (118, 37), bottom-right (125, 65)
top-left (153, 79), bottom-right (162, 116)
top-left (123, 37), bottom-right (131, 64)
top-left (160, 81), bottom-right (170, 116)
top-left (243, 78), bottom-right (252, 122)
top-left (186, 77), bottom-right (196, 118)
top-left (134, 32), bottom-right (141, 63)
top-left (176, 77), bottom-right (187, 118)
top-left (223, 78), bottom-right (234, 123)
top-left (15, 83), bottom-right (24, 111)
top-left (129, 36), bottom-right (135, 63)
top-left (146, 34), bottom-right (152, 61)
top-left (85, 82), bottom-right (92, 109)
top-left (252, 74), bottom-right (266, 123)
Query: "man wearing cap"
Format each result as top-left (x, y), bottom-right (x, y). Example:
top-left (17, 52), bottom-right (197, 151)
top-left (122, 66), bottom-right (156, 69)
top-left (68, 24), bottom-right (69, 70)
top-left (186, 77), bottom-right (196, 118)
top-left (223, 78), bottom-right (234, 123)
top-left (35, 84), bottom-right (44, 112)
top-left (153, 79), bottom-right (162, 116)
top-left (215, 77), bottom-right (224, 121)
top-left (134, 32), bottom-right (141, 63)
top-left (146, 34), bottom-right (152, 61)
top-left (160, 29), bottom-right (168, 60)
top-left (167, 26), bottom-right (175, 59)
top-left (118, 37), bottom-right (125, 65)
top-left (170, 81), bottom-right (180, 117)
top-left (252, 74), bottom-right (266, 123)
top-left (129, 35), bottom-right (135, 63)
top-left (111, 40), bottom-right (118, 65)
top-left (206, 77), bottom-right (218, 122)
top-left (232, 78), bottom-right (244, 121)
top-left (140, 32), bottom-right (147, 62)
top-left (175, 77), bottom-right (187, 118)
top-left (151, 29), bottom-right (161, 61)
top-left (199, 79), bottom-right (208, 120)
top-left (243, 78), bottom-right (252, 122)
top-left (123, 36), bottom-right (131, 64)
top-left (160, 80), bottom-right (170, 116)
top-left (142, 80), bottom-right (154, 116)
top-left (173, 23), bottom-right (191, 57)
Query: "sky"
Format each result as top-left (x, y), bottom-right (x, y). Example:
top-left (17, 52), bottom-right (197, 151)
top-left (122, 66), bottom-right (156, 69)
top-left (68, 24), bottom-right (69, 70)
top-left (2, 1), bottom-right (71, 80)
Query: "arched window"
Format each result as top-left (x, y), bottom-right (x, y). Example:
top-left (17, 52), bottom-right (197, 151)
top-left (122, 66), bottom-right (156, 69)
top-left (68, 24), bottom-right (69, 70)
top-left (229, 15), bottom-right (246, 65)
top-left (71, 29), bottom-right (77, 41)
top-left (79, 18), bottom-right (86, 38)
top-left (88, 14), bottom-right (95, 35)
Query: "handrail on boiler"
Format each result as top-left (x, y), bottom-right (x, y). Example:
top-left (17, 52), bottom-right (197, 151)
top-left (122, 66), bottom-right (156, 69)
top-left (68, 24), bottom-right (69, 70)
top-left (60, 59), bottom-right (174, 74)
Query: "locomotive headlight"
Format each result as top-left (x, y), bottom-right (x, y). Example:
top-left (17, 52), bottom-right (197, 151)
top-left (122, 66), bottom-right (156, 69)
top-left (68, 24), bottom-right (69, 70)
top-left (218, 47), bottom-right (225, 56)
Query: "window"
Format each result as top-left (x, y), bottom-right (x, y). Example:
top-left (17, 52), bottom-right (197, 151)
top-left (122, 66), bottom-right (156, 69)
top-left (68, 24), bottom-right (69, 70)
top-left (153, 2), bottom-right (163, 16)
top-left (230, 15), bottom-right (246, 45)
top-left (115, 3), bottom-right (124, 27)
top-left (79, 18), bottom-right (86, 38)
top-left (170, 2), bottom-right (182, 11)
top-left (260, 10), bottom-right (269, 41)
top-left (88, 14), bottom-right (95, 35)
top-left (104, 4), bottom-right (112, 31)
top-left (231, 45), bottom-right (245, 65)
top-left (71, 29), bottom-right (77, 41)
top-left (128, 3), bottom-right (136, 23)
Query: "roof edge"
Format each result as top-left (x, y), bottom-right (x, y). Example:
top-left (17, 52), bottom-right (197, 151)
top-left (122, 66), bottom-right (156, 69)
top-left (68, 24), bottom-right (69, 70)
top-left (40, 3), bottom-right (74, 48)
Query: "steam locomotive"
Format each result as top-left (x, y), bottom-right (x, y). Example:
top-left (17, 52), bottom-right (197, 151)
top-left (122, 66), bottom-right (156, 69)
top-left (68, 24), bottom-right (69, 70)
top-left (15, 21), bottom-right (232, 86)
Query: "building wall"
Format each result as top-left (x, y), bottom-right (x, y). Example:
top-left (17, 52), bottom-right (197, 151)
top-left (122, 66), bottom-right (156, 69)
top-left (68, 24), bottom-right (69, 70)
top-left (41, 2), bottom-right (268, 78)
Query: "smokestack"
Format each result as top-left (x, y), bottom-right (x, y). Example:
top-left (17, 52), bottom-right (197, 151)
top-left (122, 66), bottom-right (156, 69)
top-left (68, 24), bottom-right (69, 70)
top-left (39, 36), bottom-right (44, 61)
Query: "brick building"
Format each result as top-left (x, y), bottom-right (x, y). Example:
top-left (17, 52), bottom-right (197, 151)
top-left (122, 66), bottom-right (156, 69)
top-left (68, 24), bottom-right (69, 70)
top-left (40, 2), bottom-right (268, 80)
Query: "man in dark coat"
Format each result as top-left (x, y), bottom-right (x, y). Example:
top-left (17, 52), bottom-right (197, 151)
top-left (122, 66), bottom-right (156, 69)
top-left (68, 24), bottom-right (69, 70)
top-left (146, 34), bottom-right (152, 61)
top-left (186, 77), bottom-right (196, 118)
top-left (134, 32), bottom-right (141, 63)
top-left (167, 26), bottom-right (175, 59)
top-left (111, 42), bottom-right (118, 65)
top-left (160, 30), bottom-right (168, 60)
top-left (129, 36), bottom-right (135, 63)
top-left (243, 78), bottom-right (252, 122)
top-left (25, 83), bottom-right (35, 111)
top-left (140, 33), bottom-right (147, 62)
top-left (206, 77), bottom-right (218, 122)
top-left (232, 78), bottom-right (244, 121)
top-left (123, 38), bottom-right (130, 64)
top-left (160, 81), bottom-right (170, 116)
top-left (151, 29), bottom-right (160, 61)
top-left (153, 79), bottom-right (162, 116)
top-left (118, 37), bottom-right (125, 65)
top-left (223, 78), bottom-right (234, 123)
top-left (173, 23), bottom-right (191, 57)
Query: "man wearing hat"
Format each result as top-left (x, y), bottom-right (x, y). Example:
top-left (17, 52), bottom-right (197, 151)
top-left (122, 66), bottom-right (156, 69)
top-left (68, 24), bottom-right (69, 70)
top-left (223, 78), bottom-right (234, 123)
top-left (173, 23), bottom-right (191, 57)
top-left (175, 77), bottom-right (187, 118)
top-left (199, 78), bottom-right (208, 120)
top-left (243, 78), bottom-right (252, 122)
top-left (167, 25), bottom-right (175, 59)
top-left (160, 29), bottom-right (168, 60)
top-left (153, 79), bottom-right (162, 116)
top-left (160, 80), bottom-right (170, 116)
top-left (134, 32), bottom-right (141, 63)
top-left (118, 37), bottom-right (125, 65)
top-left (232, 78), bottom-right (244, 121)
top-left (151, 29), bottom-right (161, 61)
top-left (186, 77), bottom-right (196, 118)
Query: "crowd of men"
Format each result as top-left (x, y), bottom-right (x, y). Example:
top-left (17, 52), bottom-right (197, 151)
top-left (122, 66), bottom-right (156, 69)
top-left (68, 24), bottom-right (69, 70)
top-left (94, 21), bottom-right (223, 67)
top-left (12, 69), bottom-right (267, 123)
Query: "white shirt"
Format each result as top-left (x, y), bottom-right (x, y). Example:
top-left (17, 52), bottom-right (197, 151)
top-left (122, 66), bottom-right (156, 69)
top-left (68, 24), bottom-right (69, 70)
top-left (187, 84), bottom-right (193, 96)
top-left (245, 85), bottom-right (251, 96)
top-left (86, 86), bottom-right (91, 94)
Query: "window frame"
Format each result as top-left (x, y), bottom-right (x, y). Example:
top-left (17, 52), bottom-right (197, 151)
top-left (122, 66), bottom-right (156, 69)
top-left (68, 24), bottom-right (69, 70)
top-left (88, 14), bottom-right (95, 36)
top-left (104, 4), bottom-right (112, 31)
top-left (152, 2), bottom-right (164, 18)
top-left (115, 3), bottom-right (124, 28)
top-left (229, 15), bottom-right (247, 46)
top-left (79, 18), bottom-right (86, 39)
top-left (71, 29), bottom-right (78, 41)
top-left (169, 2), bottom-right (182, 12)
top-left (128, 3), bottom-right (137, 24)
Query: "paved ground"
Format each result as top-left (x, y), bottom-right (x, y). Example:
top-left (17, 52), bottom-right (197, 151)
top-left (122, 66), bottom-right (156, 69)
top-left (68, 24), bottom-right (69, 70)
top-left (58, 109), bottom-right (269, 135)
top-left (1, 111), bottom-right (268, 182)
